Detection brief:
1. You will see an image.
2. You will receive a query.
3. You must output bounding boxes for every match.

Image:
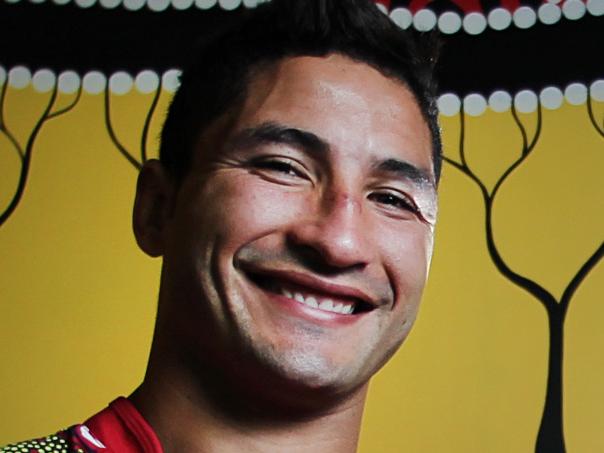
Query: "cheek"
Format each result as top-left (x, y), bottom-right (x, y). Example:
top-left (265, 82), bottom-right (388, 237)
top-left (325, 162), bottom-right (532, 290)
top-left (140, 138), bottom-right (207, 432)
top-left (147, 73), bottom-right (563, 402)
top-left (195, 174), bottom-right (309, 247)
top-left (379, 223), bottom-right (432, 302)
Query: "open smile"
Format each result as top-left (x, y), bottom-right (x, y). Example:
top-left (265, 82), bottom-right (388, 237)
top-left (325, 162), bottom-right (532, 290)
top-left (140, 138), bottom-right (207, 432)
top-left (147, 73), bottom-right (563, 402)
top-left (243, 267), bottom-right (376, 316)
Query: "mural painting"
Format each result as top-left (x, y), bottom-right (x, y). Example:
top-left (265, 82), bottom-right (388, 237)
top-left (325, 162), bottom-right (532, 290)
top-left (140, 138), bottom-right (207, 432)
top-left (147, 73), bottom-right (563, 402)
top-left (1, 0), bottom-right (602, 451)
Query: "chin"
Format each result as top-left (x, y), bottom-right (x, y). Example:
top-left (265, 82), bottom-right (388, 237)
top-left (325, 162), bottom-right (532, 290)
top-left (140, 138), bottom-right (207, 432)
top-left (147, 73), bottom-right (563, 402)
top-left (242, 339), bottom-right (372, 401)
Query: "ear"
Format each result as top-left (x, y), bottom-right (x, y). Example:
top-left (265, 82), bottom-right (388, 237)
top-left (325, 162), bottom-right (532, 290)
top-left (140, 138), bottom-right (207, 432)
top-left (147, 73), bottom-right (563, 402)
top-left (132, 159), bottom-right (175, 257)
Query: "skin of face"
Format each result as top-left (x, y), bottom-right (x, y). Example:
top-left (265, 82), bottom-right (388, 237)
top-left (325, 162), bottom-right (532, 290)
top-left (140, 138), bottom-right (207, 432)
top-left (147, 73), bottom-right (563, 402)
top-left (147, 54), bottom-right (438, 412)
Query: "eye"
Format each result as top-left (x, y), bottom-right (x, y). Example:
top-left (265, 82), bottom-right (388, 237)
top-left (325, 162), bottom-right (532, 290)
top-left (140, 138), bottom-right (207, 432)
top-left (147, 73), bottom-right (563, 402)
top-left (368, 190), bottom-right (419, 214)
top-left (249, 156), bottom-right (311, 183)
top-left (253, 159), bottom-right (300, 176)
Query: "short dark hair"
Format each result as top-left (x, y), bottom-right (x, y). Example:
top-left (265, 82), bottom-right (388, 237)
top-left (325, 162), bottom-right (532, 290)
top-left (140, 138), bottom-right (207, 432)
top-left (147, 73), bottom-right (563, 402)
top-left (159, 0), bottom-right (442, 184)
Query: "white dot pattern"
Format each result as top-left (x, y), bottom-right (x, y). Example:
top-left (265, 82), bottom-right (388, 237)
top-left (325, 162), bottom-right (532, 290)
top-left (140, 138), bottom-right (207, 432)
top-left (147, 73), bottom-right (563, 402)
top-left (172, 0), bottom-right (193, 9)
top-left (0, 66), bottom-right (598, 115)
top-left (109, 71), bottom-right (134, 94)
top-left (488, 7), bottom-right (512, 30)
top-left (123, 0), bottom-right (145, 10)
top-left (99, 0), bottom-right (121, 7)
top-left (389, 7), bottom-right (413, 29)
top-left (74, 0), bottom-right (96, 7)
top-left (8, 66), bottom-right (31, 89)
top-left (514, 90), bottom-right (539, 113)
top-left (1, 432), bottom-right (71, 453)
top-left (513, 6), bottom-right (537, 28)
top-left (148, 0), bottom-right (170, 11)
top-left (438, 93), bottom-right (461, 116)
top-left (538, 3), bottom-right (562, 25)
top-left (218, 0), bottom-right (240, 9)
top-left (135, 70), bottom-right (160, 93)
top-left (565, 82), bottom-right (588, 105)
top-left (8, 0), bottom-right (604, 22)
top-left (590, 80), bottom-right (604, 101)
top-left (464, 93), bottom-right (488, 116)
top-left (162, 69), bottom-right (182, 93)
top-left (58, 71), bottom-right (81, 94)
top-left (82, 71), bottom-right (106, 94)
top-left (488, 90), bottom-right (512, 112)
top-left (463, 12), bottom-right (487, 35)
top-left (540, 86), bottom-right (564, 110)
top-left (438, 11), bottom-right (462, 34)
top-left (413, 9), bottom-right (437, 31)
top-left (195, 0), bottom-right (216, 8)
top-left (587, 0), bottom-right (604, 15)
top-left (32, 69), bottom-right (56, 93)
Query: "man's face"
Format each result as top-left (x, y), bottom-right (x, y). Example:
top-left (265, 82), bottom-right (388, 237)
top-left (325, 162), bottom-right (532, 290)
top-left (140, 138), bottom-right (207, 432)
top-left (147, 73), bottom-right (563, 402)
top-left (160, 55), bottom-right (437, 400)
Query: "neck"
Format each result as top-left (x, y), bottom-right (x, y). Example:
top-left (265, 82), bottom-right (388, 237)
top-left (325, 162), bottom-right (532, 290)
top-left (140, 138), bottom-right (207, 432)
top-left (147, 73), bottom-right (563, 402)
top-left (131, 350), bottom-right (368, 453)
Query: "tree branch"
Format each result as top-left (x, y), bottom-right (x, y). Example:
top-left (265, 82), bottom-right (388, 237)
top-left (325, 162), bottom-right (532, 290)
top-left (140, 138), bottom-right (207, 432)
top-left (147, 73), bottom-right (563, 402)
top-left (483, 202), bottom-right (558, 311)
top-left (587, 94), bottom-right (604, 139)
top-left (560, 242), bottom-right (604, 317)
top-left (104, 88), bottom-right (142, 170)
top-left (443, 104), bottom-right (557, 312)
top-left (511, 103), bottom-right (529, 156)
top-left (48, 84), bottom-right (83, 119)
top-left (0, 83), bottom-right (59, 227)
top-left (140, 84), bottom-right (162, 163)
top-left (0, 81), bottom-right (24, 160)
top-left (443, 110), bottom-right (490, 199)
top-left (459, 106), bottom-right (469, 168)
top-left (527, 103), bottom-right (543, 153)
top-left (491, 102), bottom-right (542, 200)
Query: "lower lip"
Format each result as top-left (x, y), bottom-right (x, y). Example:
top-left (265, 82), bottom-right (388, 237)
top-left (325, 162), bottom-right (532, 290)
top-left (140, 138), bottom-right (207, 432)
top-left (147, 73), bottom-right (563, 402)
top-left (264, 290), bottom-right (364, 326)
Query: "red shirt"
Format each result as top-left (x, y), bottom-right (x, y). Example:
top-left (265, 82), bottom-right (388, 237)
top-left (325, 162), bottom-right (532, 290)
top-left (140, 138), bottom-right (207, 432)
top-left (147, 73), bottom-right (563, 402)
top-left (83, 397), bottom-right (163, 453)
top-left (1, 398), bottom-right (163, 453)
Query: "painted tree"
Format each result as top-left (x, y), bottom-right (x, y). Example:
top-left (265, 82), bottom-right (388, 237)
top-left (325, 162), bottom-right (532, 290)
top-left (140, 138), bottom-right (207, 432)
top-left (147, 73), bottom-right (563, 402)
top-left (0, 69), bottom-right (82, 228)
top-left (104, 70), bottom-right (166, 170)
top-left (442, 91), bottom-right (604, 453)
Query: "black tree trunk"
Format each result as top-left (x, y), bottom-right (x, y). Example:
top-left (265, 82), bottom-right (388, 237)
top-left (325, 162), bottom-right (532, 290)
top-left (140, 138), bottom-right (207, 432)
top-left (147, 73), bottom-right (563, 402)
top-left (535, 306), bottom-right (566, 453)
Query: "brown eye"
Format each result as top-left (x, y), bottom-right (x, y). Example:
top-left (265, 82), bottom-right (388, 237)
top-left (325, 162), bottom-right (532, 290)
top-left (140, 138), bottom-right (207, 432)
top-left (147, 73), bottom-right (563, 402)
top-left (368, 191), bottom-right (419, 213)
top-left (249, 157), bottom-right (312, 183)
top-left (254, 160), bottom-right (300, 176)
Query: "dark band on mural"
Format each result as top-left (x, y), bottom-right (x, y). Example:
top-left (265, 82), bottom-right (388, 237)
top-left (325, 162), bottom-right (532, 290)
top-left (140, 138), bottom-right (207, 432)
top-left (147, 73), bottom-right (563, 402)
top-left (1, 1), bottom-right (603, 95)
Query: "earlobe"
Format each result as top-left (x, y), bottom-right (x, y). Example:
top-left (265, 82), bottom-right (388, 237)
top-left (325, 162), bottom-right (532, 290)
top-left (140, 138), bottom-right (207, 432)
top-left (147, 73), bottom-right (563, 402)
top-left (132, 159), bottom-right (175, 257)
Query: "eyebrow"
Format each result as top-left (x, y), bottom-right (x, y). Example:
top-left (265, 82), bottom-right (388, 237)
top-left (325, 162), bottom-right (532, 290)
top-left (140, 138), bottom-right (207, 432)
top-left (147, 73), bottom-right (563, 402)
top-left (374, 158), bottom-right (435, 189)
top-left (229, 121), bottom-right (329, 155)
top-left (229, 121), bottom-right (434, 190)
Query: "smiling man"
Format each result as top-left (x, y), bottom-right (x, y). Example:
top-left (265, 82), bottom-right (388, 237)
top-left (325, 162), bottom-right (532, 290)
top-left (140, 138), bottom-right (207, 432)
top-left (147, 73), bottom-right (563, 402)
top-left (2, 1), bottom-right (441, 452)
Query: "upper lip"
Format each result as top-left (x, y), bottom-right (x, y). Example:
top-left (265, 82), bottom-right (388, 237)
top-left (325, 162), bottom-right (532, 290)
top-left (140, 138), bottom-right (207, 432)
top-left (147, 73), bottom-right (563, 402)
top-left (240, 264), bottom-right (380, 309)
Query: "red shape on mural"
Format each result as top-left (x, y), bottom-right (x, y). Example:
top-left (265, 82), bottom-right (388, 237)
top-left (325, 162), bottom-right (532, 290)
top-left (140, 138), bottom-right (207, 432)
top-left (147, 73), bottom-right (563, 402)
top-left (408, 0), bottom-right (484, 13)
top-left (500, 0), bottom-right (521, 11)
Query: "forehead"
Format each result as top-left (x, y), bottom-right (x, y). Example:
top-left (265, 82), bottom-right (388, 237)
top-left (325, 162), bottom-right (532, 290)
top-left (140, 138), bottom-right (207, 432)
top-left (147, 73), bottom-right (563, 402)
top-left (233, 54), bottom-right (434, 175)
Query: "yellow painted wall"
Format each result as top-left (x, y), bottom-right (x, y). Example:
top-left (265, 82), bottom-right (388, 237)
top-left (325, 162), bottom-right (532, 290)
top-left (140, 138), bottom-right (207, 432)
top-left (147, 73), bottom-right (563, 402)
top-left (1, 83), bottom-right (603, 452)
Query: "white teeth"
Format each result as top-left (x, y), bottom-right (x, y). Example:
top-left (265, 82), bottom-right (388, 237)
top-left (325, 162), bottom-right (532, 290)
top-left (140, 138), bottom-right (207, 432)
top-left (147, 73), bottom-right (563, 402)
top-left (305, 296), bottom-right (319, 308)
top-left (278, 286), bottom-right (355, 315)
top-left (318, 299), bottom-right (334, 311)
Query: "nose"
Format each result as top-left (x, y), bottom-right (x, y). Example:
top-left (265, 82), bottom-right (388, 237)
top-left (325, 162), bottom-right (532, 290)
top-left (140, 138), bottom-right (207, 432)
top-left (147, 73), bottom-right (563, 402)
top-left (286, 191), bottom-right (372, 270)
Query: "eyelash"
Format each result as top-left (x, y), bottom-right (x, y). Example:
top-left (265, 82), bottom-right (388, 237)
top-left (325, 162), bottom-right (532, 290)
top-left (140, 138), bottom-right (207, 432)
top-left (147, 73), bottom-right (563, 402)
top-left (251, 158), bottom-right (306, 178)
top-left (368, 191), bottom-right (419, 214)
top-left (250, 159), bottom-right (421, 216)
